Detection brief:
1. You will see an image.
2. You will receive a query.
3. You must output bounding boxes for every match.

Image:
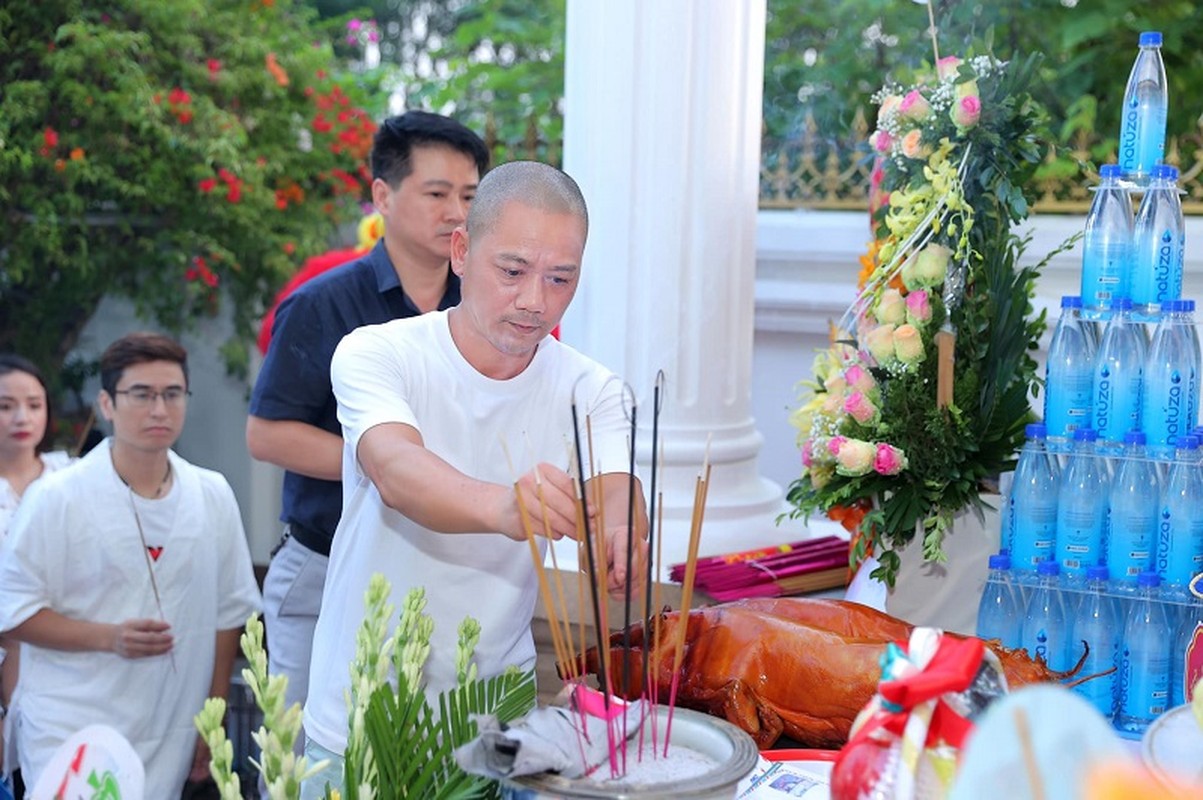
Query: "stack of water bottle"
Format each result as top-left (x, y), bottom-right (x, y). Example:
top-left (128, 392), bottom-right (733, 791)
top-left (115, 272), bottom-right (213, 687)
top-left (974, 30), bottom-right (1203, 738)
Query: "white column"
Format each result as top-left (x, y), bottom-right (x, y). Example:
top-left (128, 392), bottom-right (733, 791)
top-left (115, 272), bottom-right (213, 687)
top-left (561, 0), bottom-right (797, 573)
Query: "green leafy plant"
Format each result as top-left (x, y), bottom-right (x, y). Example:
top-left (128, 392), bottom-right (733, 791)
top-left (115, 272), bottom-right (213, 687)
top-left (783, 40), bottom-right (1070, 586)
top-left (0, 0), bottom-right (376, 382)
top-left (199, 575), bottom-right (536, 800)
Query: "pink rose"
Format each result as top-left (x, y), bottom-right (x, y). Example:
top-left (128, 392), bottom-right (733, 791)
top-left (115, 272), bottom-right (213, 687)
top-left (898, 89), bottom-right (931, 121)
top-left (827, 436), bottom-right (846, 457)
top-left (801, 438), bottom-right (816, 468)
top-left (952, 94), bottom-right (981, 129)
top-left (844, 364), bottom-right (877, 395)
top-left (875, 288), bottom-right (906, 325)
top-left (874, 443), bottom-right (908, 476)
top-left (936, 56), bottom-right (962, 81)
top-left (905, 289), bottom-right (932, 325)
top-left (901, 128), bottom-right (926, 159)
top-left (863, 323), bottom-right (897, 365)
top-left (870, 129), bottom-right (894, 154)
top-left (844, 391), bottom-right (880, 425)
top-left (893, 324), bottom-right (925, 365)
top-left (835, 439), bottom-right (876, 477)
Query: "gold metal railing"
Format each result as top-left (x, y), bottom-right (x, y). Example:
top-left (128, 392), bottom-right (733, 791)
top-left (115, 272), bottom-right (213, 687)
top-left (486, 107), bottom-right (1203, 215)
top-left (759, 107), bottom-right (1203, 215)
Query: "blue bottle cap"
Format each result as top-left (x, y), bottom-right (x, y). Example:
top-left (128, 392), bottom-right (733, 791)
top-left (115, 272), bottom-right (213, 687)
top-left (1025, 422), bottom-right (1048, 439)
top-left (1161, 299), bottom-right (1187, 313)
top-left (988, 553), bottom-right (1012, 570)
top-left (1110, 297), bottom-right (1133, 311)
top-left (1086, 565), bottom-right (1110, 582)
top-left (1173, 434), bottom-right (1201, 450)
top-left (1124, 430), bottom-right (1147, 446)
top-left (1137, 571), bottom-right (1161, 588)
top-left (1073, 427), bottom-right (1098, 442)
top-left (1099, 164), bottom-right (1124, 180)
top-left (1060, 296), bottom-right (1083, 308)
top-left (1152, 164), bottom-right (1178, 181)
top-left (1183, 299), bottom-right (1196, 312)
top-left (1139, 31), bottom-right (1163, 47)
top-left (1036, 561), bottom-right (1060, 577)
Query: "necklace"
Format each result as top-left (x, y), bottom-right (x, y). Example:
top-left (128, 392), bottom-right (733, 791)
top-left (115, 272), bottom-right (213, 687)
top-left (118, 459), bottom-right (177, 673)
top-left (114, 460), bottom-right (172, 498)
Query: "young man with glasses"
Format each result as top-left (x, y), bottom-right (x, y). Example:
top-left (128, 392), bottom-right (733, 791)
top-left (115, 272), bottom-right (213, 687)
top-left (0, 332), bottom-right (261, 799)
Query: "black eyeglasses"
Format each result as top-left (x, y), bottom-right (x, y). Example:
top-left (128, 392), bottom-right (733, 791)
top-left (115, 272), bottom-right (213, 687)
top-left (113, 387), bottom-right (191, 407)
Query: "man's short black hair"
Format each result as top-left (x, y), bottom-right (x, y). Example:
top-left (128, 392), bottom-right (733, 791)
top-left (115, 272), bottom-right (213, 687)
top-left (370, 111), bottom-right (490, 187)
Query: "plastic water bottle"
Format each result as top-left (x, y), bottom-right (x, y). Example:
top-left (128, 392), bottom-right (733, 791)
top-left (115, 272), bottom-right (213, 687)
top-left (1117, 572), bottom-right (1171, 734)
top-left (1142, 299), bottom-right (1201, 456)
top-left (1171, 595), bottom-right (1203, 707)
top-left (1187, 301), bottom-right (1203, 429)
top-left (977, 553), bottom-right (1021, 649)
top-left (1131, 165), bottom-right (1184, 313)
top-left (1021, 561), bottom-right (1070, 672)
top-left (1081, 165), bottom-right (1134, 316)
top-left (1157, 435), bottom-right (1203, 594)
top-left (1093, 297), bottom-right (1147, 449)
top-left (1045, 296), bottom-right (1097, 448)
top-left (1117, 31), bottom-right (1168, 184)
top-left (1055, 428), bottom-right (1110, 585)
top-left (1010, 423), bottom-right (1060, 575)
top-left (1069, 565), bottom-right (1120, 718)
top-left (1108, 431), bottom-right (1161, 589)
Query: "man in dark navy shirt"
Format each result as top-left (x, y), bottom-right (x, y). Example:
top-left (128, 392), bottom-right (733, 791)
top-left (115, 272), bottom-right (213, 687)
top-left (245, 111), bottom-right (488, 762)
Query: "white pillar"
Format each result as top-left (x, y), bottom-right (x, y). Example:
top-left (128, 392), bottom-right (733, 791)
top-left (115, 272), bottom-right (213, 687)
top-left (561, 0), bottom-right (796, 573)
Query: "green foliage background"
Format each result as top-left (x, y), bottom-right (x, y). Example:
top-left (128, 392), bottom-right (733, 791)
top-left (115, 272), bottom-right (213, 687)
top-left (0, 0), bottom-right (378, 395)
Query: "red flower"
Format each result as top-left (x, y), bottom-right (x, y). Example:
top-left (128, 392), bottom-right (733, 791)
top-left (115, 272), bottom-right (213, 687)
top-left (43, 127), bottom-right (59, 150)
top-left (283, 242), bottom-right (296, 255)
top-left (275, 191), bottom-right (288, 210)
top-left (226, 184), bottom-right (242, 204)
top-left (207, 59), bottom-right (222, 78)
top-left (312, 114), bottom-right (333, 133)
top-left (218, 168), bottom-right (235, 183)
top-left (176, 111), bottom-right (193, 124)
top-left (198, 178), bottom-right (217, 194)
top-left (168, 87), bottom-right (191, 106)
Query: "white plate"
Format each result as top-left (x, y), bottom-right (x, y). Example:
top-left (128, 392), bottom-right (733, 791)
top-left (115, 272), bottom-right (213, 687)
top-left (1141, 704), bottom-right (1203, 791)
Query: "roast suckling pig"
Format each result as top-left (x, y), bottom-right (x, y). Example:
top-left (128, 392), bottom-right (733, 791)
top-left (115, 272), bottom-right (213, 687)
top-left (570, 597), bottom-right (1090, 749)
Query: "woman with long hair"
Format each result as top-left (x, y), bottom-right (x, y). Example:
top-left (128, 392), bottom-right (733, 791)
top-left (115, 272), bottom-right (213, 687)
top-left (0, 354), bottom-right (73, 799)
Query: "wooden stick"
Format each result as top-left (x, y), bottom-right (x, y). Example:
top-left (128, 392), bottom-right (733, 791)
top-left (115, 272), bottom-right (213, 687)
top-left (71, 407), bottom-right (95, 457)
top-left (935, 328), bottom-right (955, 408)
top-left (665, 441), bottom-right (711, 753)
top-left (925, 0), bottom-right (941, 67)
top-left (1013, 707), bottom-right (1046, 800)
top-left (499, 439), bottom-right (573, 678)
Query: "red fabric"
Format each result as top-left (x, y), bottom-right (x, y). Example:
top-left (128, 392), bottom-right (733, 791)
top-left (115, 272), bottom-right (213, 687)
top-left (257, 247), bottom-right (366, 355)
top-left (878, 635), bottom-right (985, 711)
top-left (257, 247), bottom-right (562, 355)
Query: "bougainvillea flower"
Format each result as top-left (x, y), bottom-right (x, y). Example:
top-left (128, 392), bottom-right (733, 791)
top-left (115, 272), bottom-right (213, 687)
top-left (266, 53), bottom-right (289, 87)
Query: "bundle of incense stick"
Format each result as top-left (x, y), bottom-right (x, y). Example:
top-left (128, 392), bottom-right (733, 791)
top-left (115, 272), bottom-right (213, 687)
top-left (668, 535), bottom-right (850, 601)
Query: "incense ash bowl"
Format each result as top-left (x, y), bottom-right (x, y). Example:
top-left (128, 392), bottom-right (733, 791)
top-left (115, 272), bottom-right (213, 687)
top-left (500, 706), bottom-right (758, 799)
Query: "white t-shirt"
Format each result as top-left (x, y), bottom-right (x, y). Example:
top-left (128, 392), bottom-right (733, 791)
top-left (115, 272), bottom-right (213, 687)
top-left (0, 439), bottom-right (262, 799)
top-left (304, 310), bottom-right (630, 754)
top-left (0, 451), bottom-right (74, 538)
